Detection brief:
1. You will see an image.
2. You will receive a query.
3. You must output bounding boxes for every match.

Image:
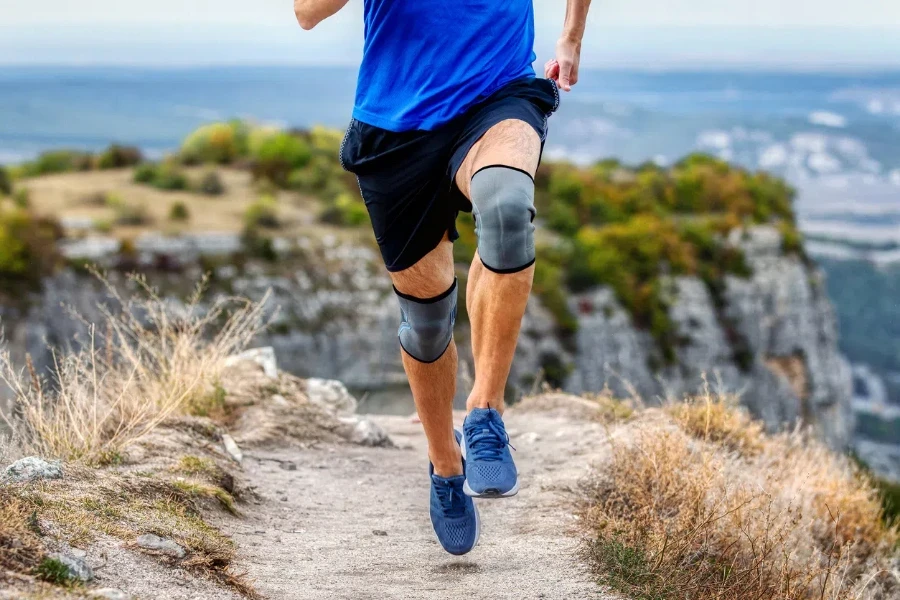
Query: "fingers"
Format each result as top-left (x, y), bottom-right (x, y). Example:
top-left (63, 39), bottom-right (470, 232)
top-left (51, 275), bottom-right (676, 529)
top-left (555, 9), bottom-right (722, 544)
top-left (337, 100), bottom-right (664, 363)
top-left (558, 62), bottom-right (573, 92)
top-left (544, 59), bottom-right (559, 80)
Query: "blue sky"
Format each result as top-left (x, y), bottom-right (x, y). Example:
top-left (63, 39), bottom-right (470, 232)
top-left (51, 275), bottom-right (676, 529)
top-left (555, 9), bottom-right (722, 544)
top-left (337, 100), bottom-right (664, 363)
top-left (2, 0), bottom-right (899, 69)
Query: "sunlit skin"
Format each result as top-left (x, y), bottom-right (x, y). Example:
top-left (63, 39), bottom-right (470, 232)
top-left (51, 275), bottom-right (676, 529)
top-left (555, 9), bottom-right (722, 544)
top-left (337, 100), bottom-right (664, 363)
top-left (296, 0), bottom-right (592, 477)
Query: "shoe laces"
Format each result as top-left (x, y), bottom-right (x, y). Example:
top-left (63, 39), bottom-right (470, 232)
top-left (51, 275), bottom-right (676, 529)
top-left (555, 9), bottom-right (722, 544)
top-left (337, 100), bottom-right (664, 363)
top-left (464, 414), bottom-right (515, 462)
top-left (434, 480), bottom-right (467, 519)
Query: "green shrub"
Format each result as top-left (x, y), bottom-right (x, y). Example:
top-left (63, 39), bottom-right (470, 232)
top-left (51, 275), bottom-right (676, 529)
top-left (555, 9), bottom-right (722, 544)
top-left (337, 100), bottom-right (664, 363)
top-left (169, 202), bottom-right (190, 222)
top-left (133, 163), bottom-right (157, 184)
top-left (249, 132), bottom-right (312, 186)
top-left (244, 195), bottom-right (280, 229)
top-left (113, 201), bottom-right (151, 226)
top-left (0, 166), bottom-right (11, 196)
top-left (320, 193), bottom-right (368, 227)
top-left (132, 162), bottom-right (189, 191)
top-left (0, 208), bottom-right (61, 285)
top-left (35, 557), bottom-right (75, 585)
top-left (181, 122), bottom-right (245, 164)
top-left (198, 171), bottom-right (225, 196)
top-left (12, 188), bottom-right (30, 209)
top-left (96, 144), bottom-right (143, 169)
top-left (22, 149), bottom-right (93, 177)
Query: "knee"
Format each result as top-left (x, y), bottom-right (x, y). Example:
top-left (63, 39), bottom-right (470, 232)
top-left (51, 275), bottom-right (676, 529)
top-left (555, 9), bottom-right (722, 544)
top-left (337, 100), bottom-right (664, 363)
top-left (470, 166), bottom-right (536, 274)
top-left (395, 279), bottom-right (458, 363)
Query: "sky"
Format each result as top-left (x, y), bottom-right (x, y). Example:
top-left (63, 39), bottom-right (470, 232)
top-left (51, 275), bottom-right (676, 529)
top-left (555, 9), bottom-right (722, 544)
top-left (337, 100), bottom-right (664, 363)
top-left (1, 0), bottom-right (899, 69)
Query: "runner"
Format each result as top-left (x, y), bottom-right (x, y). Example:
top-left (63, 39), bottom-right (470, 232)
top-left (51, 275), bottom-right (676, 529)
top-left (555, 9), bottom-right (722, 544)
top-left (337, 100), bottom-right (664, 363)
top-left (295, 0), bottom-right (592, 555)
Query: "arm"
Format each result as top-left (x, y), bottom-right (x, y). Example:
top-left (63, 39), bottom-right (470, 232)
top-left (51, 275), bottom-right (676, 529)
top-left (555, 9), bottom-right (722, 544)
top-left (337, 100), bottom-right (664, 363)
top-left (294, 0), bottom-right (350, 30)
top-left (545, 0), bottom-right (592, 92)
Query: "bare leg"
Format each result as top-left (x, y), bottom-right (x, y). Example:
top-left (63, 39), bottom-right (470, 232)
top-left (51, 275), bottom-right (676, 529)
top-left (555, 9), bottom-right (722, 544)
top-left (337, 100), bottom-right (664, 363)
top-left (390, 235), bottom-right (462, 478)
top-left (456, 119), bottom-right (542, 414)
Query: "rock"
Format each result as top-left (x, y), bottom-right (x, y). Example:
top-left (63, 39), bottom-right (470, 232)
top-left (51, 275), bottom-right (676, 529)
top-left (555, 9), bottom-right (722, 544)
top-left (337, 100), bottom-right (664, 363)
top-left (2, 457), bottom-right (63, 483)
top-left (225, 347), bottom-right (278, 379)
top-left (271, 394), bottom-right (289, 406)
top-left (341, 417), bottom-right (393, 447)
top-left (372, 530), bottom-right (388, 536)
top-left (221, 434), bottom-right (243, 463)
top-left (520, 432), bottom-right (541, 444)
top-left (306, 378), bottom-right (358, 415)
top-left (48, 552), bottom-right (93, 582)
top-left (90, 589), bottom-right (132, 600)
top-left (136, 534), bottom-right (186, 558)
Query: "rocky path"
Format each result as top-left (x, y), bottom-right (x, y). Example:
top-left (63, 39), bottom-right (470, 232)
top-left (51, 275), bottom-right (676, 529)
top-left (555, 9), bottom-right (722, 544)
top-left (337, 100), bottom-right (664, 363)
top-left (219, 407), bottom-right (613, 600)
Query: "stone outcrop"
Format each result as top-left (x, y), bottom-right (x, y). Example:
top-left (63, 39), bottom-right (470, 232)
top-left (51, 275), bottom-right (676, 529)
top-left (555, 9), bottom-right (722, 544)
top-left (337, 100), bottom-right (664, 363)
top-left (1, 227), bottom-right (854, 450)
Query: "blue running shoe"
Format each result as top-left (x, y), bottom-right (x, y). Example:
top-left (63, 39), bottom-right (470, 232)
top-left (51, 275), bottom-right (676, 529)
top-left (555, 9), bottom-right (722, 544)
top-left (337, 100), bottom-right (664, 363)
top-left (430, 431), bottom-right (480, 555)
top-left (461, 408), bottom-right (518, 498)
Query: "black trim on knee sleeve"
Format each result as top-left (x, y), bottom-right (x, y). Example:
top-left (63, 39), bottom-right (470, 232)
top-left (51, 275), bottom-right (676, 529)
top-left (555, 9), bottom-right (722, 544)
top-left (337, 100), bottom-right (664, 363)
top-left (393, 278), bottom-right (458, 304)
top-left (398, 338), bottom-right (454, 364)
top-left (480, 257), bottom-right (536, 275)
top-left (472, 164), bottom-right (535, 183)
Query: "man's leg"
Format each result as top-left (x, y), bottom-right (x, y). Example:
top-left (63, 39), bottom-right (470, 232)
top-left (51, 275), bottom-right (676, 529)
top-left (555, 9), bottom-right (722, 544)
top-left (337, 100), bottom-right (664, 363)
top-left (455, 119), bottom-right (542, 414)
top-left (390, 235), bottom-right (462, 478)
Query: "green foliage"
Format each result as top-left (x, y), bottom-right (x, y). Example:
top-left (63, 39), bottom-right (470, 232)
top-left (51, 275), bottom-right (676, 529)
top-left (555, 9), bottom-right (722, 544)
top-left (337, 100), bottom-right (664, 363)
top-left (35, 557), bottom-right (76, 586)
top-left (320, 193), bottom-right (369, 227)
top-left (96, 144), bottom-right (143, 169)
top-left (0, 166), bottom-right (11, 196)
top-left (12, 187), bottom-right (30, 209)
top-left (132, 162), bottom-right (189, 191)
top-left (588, 538), bottom-right (674, 600)
top-left (244, 195), bottom-right (280, 230)
top-left (875, 478), bottom-right (900, 526)
top-left (169, 201), bottom-right (190, 222)
top-left (198, 171), bottom-right (225, 196)
top-left (249, 131), bottom-right (312, 186)
top-left (21, 149), bottom-right (94, 177)
top-left (0, 208), bottom-right (61, 287)
top-left (180, 121), bottom-right (247, 165)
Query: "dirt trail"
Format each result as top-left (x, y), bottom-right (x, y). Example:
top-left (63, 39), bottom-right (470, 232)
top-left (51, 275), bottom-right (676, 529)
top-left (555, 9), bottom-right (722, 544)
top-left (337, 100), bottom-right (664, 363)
top-left (218, 408), bottom-right (615, 600)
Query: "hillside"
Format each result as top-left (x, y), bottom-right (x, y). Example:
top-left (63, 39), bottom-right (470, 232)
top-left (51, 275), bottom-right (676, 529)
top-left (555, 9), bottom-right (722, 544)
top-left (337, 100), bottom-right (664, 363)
top-left (0, 282), bottom-right (897, 598)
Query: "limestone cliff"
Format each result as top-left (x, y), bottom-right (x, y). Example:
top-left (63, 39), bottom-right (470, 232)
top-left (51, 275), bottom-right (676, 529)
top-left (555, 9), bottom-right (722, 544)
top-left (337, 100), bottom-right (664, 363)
top-left (1, 227), bottom-right (853, 449)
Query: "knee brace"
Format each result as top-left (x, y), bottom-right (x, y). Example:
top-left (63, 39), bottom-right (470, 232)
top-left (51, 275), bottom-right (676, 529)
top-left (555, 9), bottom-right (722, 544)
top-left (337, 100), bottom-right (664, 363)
top-left (395, 279), bottom-right (458, 363)
top-left (470, 165), bottom-right (537, 274)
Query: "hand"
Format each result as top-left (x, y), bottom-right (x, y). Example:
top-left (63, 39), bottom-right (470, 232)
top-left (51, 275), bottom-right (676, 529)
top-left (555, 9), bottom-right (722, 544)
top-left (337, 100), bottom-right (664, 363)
top-left (544, 37), bottom-right (582, 92)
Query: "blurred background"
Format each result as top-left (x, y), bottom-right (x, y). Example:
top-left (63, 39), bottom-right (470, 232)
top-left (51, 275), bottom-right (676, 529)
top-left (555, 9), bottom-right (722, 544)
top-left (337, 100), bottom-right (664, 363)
top-left (1, 1), bottom-right (898, 474)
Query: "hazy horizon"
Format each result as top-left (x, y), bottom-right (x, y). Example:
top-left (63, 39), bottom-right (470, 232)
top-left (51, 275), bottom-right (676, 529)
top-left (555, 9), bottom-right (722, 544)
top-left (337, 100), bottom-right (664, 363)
top-left (3, 0), bottom-right (900, 70)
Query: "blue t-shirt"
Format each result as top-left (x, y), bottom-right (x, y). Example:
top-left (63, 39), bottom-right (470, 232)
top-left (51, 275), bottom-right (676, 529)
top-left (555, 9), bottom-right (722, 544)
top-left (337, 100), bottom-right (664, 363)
top-left (353, 0), bottom-right (536, 132)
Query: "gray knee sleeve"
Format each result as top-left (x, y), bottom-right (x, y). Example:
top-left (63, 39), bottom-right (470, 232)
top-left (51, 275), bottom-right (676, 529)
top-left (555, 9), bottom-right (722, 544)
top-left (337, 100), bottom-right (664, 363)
top-left (395, 279), bottom-right (457, 363)
top-left (470, 165), bottom-right (537, 274)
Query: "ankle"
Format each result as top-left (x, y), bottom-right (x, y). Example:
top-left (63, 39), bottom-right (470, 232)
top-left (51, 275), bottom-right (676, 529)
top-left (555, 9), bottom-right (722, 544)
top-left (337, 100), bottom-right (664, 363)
top-left (430, 444), bottom-right (463, 478)
top-left (466, 397), bottom-right (504, 415)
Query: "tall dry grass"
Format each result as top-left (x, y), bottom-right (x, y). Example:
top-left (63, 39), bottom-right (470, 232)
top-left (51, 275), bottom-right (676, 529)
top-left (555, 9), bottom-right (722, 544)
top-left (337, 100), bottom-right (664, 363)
top-left (1, 275), bottom-right (269, 463)
top-left (582, 391), bottom-right (900, 600)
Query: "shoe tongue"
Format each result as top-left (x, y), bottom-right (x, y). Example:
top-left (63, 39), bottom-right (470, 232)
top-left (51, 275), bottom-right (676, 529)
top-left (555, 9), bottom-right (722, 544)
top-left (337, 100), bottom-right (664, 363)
top-left (466, 408), bottom-right (497, 426)
top-left (432, 473), bottom-right (465, 487)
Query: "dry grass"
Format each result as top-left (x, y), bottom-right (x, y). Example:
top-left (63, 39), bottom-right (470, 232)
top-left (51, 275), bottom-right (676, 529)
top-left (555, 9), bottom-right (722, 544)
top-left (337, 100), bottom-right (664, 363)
top-left (0, 467), bottom-right (255, 597)
top-left (582, 395), bottom-right (900, 600)
top-left (1, 275), bottom-right (268, 463)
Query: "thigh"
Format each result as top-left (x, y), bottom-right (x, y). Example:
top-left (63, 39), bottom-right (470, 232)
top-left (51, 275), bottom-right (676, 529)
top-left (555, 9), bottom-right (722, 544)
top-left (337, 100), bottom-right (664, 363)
top-left (390, 232), bottom-right (456, 298)
top-left (454, 118), bottom-right (542, 199)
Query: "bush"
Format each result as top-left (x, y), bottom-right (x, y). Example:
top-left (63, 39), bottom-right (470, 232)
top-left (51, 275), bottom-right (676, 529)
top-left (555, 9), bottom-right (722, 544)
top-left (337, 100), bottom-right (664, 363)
top-left (132, 162), bottom-right (189, 191)
top-left (0, 208), bottom-right (61, 286)
top-left (198, 171), bottom-right (225, 196)
top-left (21, 150), bottom-right (93, 177)
top-left (96, 144), bottom-right (143, 169)
top-left (169, 202), bottom-right (190, 222)
top-left (0, 166), bottom-right (11, 196)
top-left (319, 193), bottom-right (368, 226)
top-left (249, 131), bottom-right (312, 186)
top-left (114, 202), bottom-right (151, 226)
top-left (12, 188), bottom-right (29, 209)
top-left (180, 122), bottom-right (246, 164)
top-left (582, 395), bottom-right (900, 600)
top-left (244, 195), bottom-right (280, 230)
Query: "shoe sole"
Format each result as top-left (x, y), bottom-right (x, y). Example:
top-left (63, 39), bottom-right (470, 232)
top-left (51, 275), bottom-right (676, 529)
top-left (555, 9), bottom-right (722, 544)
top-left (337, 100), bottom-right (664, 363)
top-left (459, 430), bottom-right (519, 499)
top-left (432, 503), bottom-right (481, 556)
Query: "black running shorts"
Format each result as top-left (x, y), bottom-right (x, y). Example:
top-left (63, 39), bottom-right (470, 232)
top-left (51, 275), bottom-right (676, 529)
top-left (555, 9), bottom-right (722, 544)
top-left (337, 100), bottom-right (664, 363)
top-left (339, 76), bottom-right (559, 272)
